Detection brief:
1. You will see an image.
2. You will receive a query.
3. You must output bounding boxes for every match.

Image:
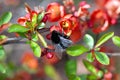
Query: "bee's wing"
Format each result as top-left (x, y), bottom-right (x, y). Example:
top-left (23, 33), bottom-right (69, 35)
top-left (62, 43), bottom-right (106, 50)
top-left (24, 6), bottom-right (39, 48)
top-left (54, 44), bottom-right (64, 59)
top-left (54, 36), bottom-right (73, 59)
top-left (59, 36), bottom-right (73, 48)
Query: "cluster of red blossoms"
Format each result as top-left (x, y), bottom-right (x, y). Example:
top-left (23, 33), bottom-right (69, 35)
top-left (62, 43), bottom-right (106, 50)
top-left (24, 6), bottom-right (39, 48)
top-left (17, 0), bottom-right (120, 61)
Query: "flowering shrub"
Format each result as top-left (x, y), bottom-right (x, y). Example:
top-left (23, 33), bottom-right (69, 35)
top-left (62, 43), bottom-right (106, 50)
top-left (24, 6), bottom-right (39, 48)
top-left (0, 0), bottom-right (120, 80)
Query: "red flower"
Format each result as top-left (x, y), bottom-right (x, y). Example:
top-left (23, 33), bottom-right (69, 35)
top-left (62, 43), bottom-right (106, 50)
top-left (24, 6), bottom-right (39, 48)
top-left (46, 2), bottom-right (65, 22)
top-left (17, 10), bottom-right (37, 26)
top-left (95, 0), bottom-right (120, 25)
top-left (105, 0), bottom-right (120, 24)
top-left (90, 9), bottom-right (110, 34)
top-left (59, 14), bottom-right (82, 42)
top-left (74, 1), bottom-right (90, 17)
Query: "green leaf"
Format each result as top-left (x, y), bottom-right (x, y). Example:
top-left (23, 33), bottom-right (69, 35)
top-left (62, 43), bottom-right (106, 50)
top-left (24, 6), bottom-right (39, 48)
top-left (86, 53), bottom-right (94, 62)
top-left (37, 12), bottom-right (45, 23)
top-left (0, 12), bottom-right (12, 26)
top-left (37, 22), bottom-right (45, 29)
top-left (83, 34), bottom-right (94, 49)
top-left (87, 74), bottom-right (97, 80)
top-left (112, 36), bottom-right (120, 48)
top-left (8, 24), bottom-right (29, 33)
top-left (0, 64), bottom-right (6, 73)
top-left (95, 32), bottom-right (114, 48)
top-left (30, 41), bottom-right (41, 57)
top-left (95, 52), bottom-right (109, 65)
top-left (44, 65), bottom-right (61, 80)
top-left (97, 70), bottom-right (103, 78)
top-left (37, 32), bottom-right (47, 48)
top-left (65, 60), bottom-right (77, 76)
top-left (31, 33), bottom-right (38, 42)
top-left (79, 74), bottom-right (87, 80)
top-left (69, 75), bottom-right (81, 80)
top-left (0, 35), bottom-right (7, 40)
top-left (83, 60), bottom-right (97, 74)
top-left (26, 21), bottom-right (32, 28)
top-left (66, 45), bottom-right (88, 56)
top-left (32, 13), bottom-right (37, 27)
top-left (0, 46), bottom-right (6, 60)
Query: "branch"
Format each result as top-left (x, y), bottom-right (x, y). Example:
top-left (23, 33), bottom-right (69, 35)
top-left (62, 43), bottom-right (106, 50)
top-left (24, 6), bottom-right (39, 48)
top-left (2, 37), bottom-right (27, 45)
top-left (107, 53), bottom-right (120, 57)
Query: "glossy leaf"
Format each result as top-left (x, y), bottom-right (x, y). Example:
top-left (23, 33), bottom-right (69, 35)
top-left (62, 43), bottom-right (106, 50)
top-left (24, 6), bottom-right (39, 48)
top-left (37, 12), bottom-right (45, 23)
top-left (65, 60), bottom-right (77, 76)
top-left (0, 46), bottom-right (6, 60)
top-left (112, 36), bottom-right (120, 48)
top-left (86, 53), bottom-right (94, 62)
top-left (95, 52), bottom-right (109, 65)
top-left (66, 45), bottom-right (88, 56)
top-left (83, 60), bottom-right (97, 74)
top-left (95, 32), bottom-right (114, 48)
top-left (8, 24), bottom-right (29, 33)
top-left (37, 32), bottom-right (47, 48)
top-left (83, 34), bottom-right (94, 49)
top-left (0, 12), bottom-right (12, 26)
top-left (37, 22), bottom-right (45, 29)
top-left (32, 13), bottom-right (37, 27)
top-left (30, 41), bottom-right (41, 57)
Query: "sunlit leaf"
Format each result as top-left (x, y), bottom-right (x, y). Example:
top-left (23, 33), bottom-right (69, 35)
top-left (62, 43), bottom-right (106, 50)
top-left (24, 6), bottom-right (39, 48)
top-left (37, 12), bottom-right (45, 23)
top-left (83, 34), bottom-right (94, 49)
top-left (37, 32), bottom-right (47, 48)
top-left (65, 60), bottom-right (77, 76)
top-left (95, 32), bottom-right (114, 48)
top-left (0, 12), bottom-right (12, 26)
top-left (32, 13), bottom-right (37, 27)
top-left (86, 53), bottom-right (94, 62)
top-left (0, 35), bottom-right (7, 40)
top-left (83, 60), bottom-right (97, 74)
top-left (95, 52), bottom-right (109, 65)
top-left (8, 24), bottom-right (29, 33)
top-left (66, 45), bottom-right (88, 56)
top-left (30, 41), bottom-right (41, 57)
top-left (112, 36), bottom-right (120, 48)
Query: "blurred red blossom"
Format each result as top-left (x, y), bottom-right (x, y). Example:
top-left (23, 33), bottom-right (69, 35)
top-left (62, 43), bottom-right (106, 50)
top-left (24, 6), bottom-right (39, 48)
top-left (21, 52), bottom-right (38, 69)
top-left (90, 9), bottom-right (110, 34)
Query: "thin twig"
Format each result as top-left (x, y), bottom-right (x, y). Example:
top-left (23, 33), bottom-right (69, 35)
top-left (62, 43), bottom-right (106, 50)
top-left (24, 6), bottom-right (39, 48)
top-left (106, 53), bottom-right (120, 57)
